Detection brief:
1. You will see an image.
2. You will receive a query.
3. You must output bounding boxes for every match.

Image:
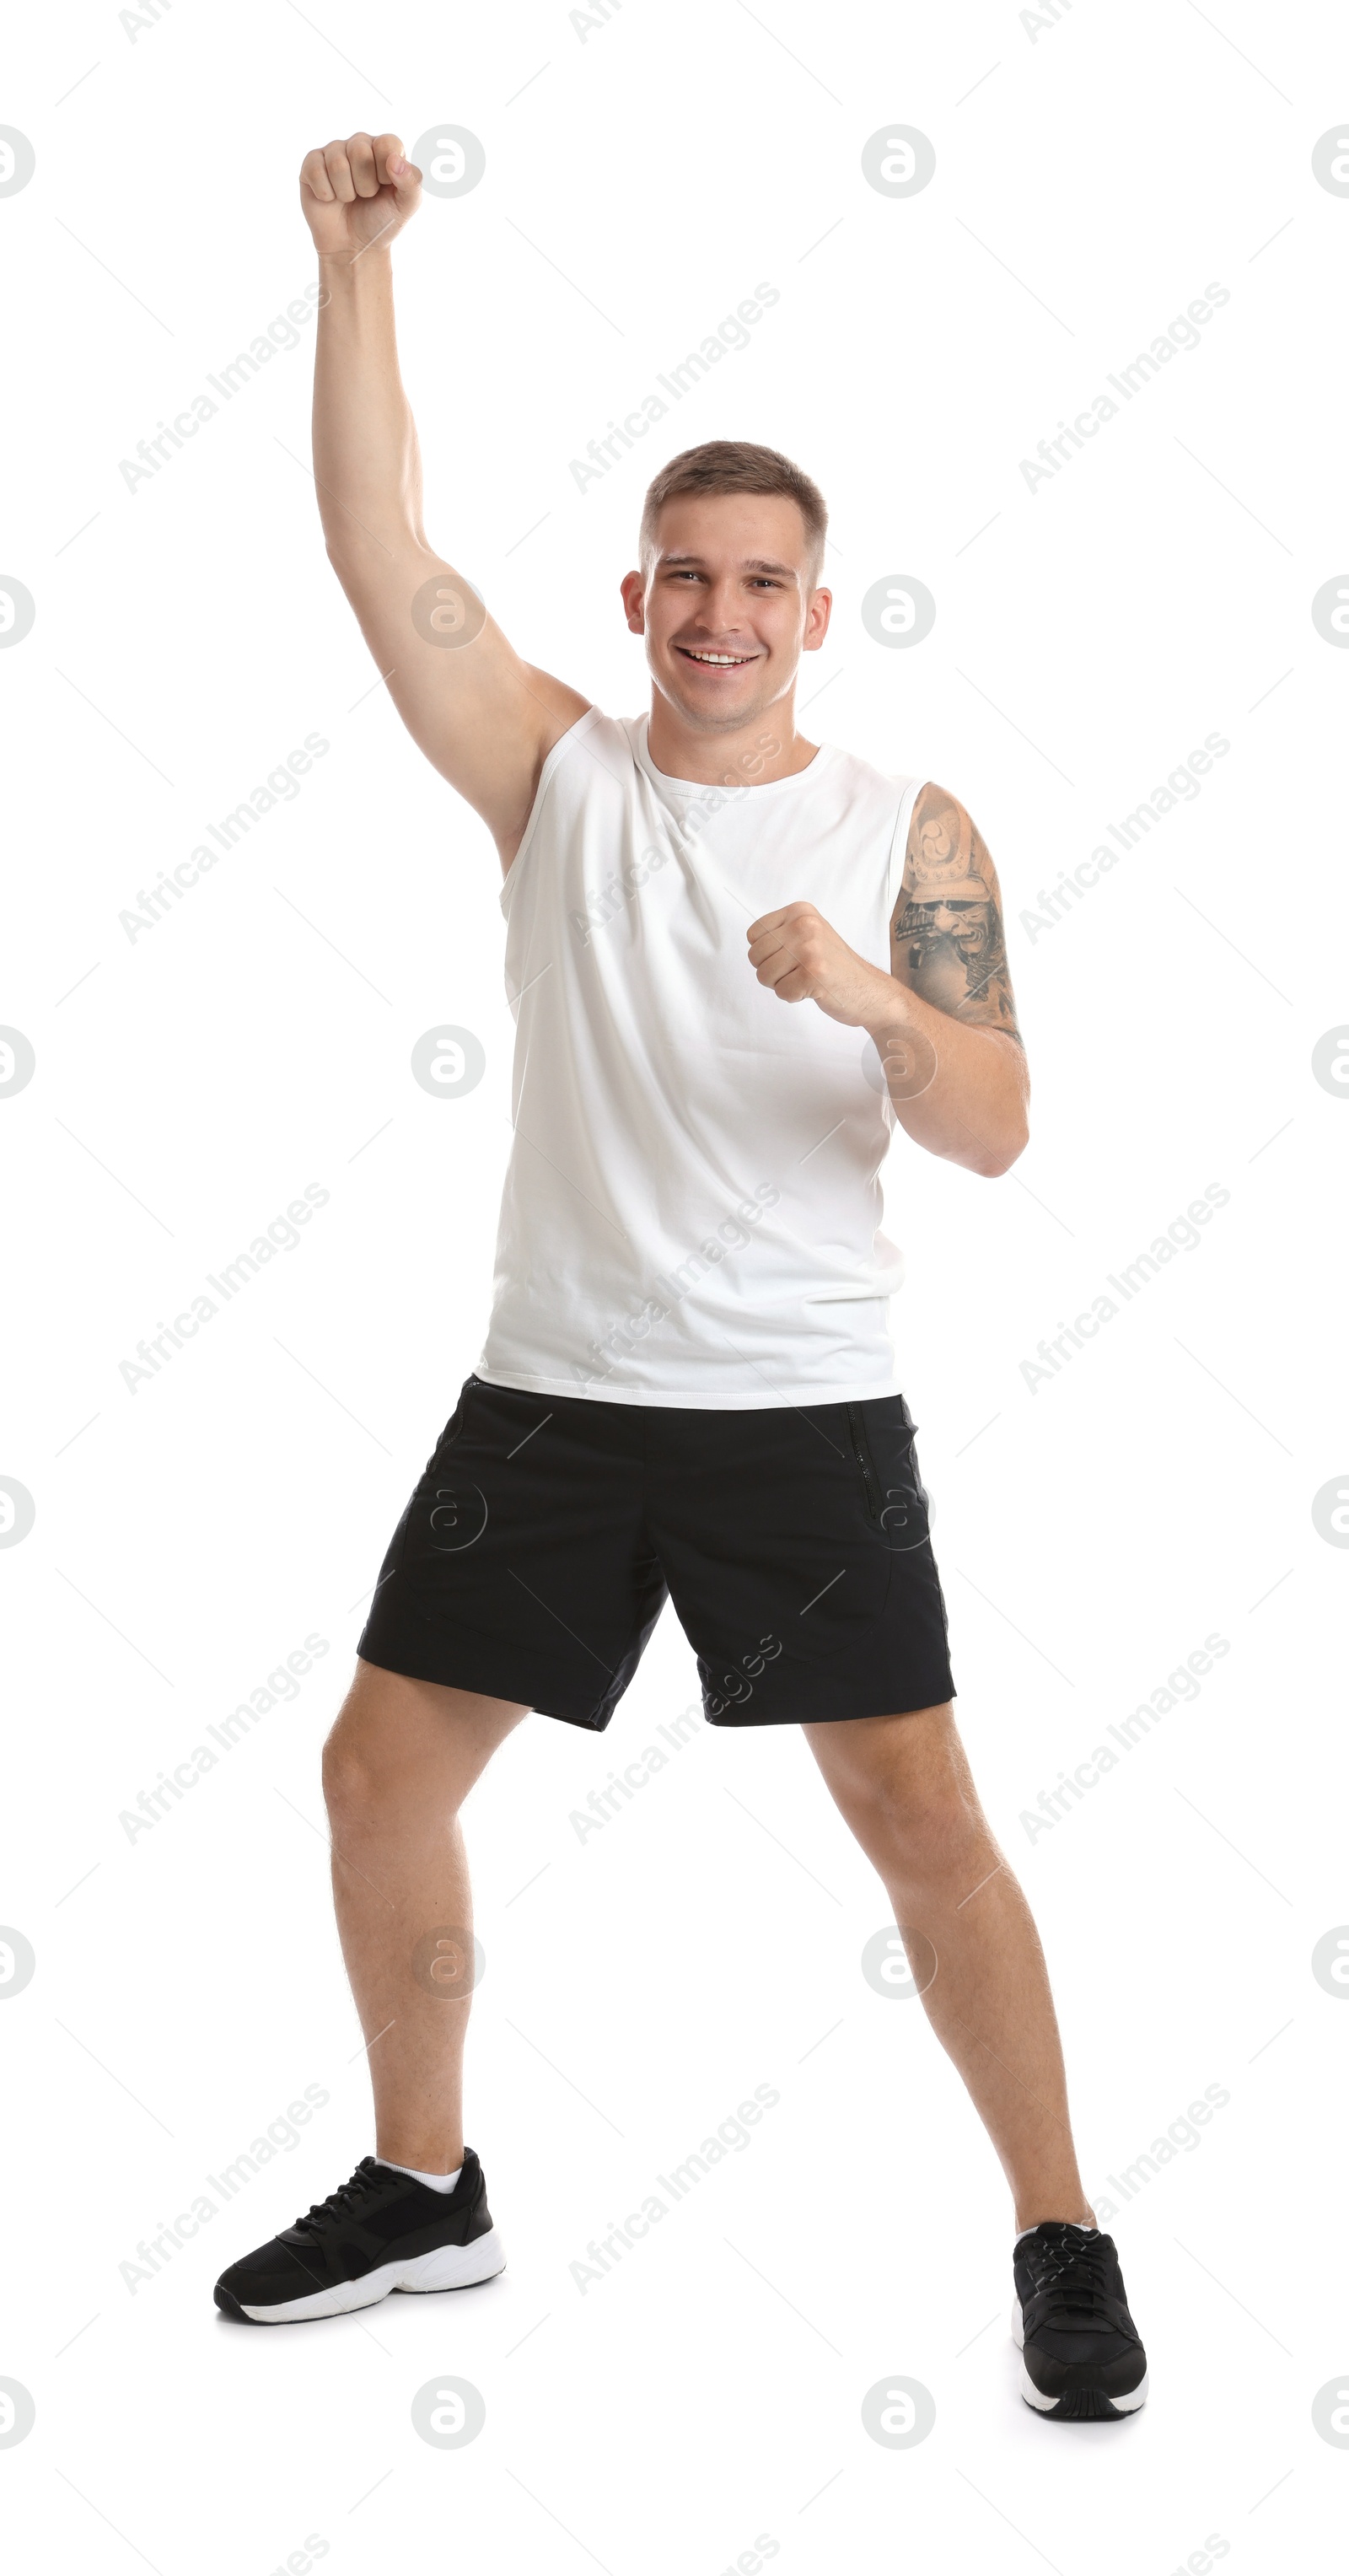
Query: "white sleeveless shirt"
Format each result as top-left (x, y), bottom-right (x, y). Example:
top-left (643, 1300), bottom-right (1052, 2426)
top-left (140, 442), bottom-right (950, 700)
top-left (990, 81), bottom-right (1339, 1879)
top-left (476, 709), bottom-right (924, 1408)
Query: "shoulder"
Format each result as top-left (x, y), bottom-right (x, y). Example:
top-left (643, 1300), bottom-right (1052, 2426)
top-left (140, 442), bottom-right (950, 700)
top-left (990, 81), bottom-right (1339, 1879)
top-left (527, 702), bottom-right (619, 803)
top-left (497, 703), bottom-right (615, 880)
top-left (899, 782), bottom-right (999, 892)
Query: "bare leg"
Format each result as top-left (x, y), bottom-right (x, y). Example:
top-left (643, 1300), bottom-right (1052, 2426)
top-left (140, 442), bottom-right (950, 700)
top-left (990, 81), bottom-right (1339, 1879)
top-left (321, 1659), bottom-right (529, 2172)
top-left (803, 1703), bottom-right (1094, 2231)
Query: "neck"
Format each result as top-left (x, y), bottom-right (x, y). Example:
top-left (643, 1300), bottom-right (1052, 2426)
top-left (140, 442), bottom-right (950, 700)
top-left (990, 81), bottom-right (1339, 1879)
top-left (644, 689), bottom-right (819, 787)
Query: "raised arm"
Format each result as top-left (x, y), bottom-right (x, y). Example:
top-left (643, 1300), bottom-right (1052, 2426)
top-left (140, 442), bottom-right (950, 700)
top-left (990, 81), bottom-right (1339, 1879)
top-left (745, 782), bottom-right (1029, 1177)
top-left (300, 132), bottom-right (590, 866)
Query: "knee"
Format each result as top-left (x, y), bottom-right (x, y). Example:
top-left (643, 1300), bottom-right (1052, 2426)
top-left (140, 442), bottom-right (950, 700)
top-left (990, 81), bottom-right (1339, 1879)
top-left (861, 1776), bottom-right (990, 1891)
top-left (321, 1724), bottom-right (379, 1828)
top-left (321, 1707), bottom-right (422, 1829)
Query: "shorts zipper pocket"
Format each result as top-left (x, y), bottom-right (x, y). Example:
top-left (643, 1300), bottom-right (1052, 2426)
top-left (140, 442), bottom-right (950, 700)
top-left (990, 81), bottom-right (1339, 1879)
top-left (845, 1405), bottom-right (883, 1525)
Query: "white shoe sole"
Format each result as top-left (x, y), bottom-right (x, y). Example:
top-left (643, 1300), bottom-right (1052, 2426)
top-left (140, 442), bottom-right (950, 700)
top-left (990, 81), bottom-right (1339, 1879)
top-left (1011, 2298), bottom-right (1147, 2414)
top-left (238, 2228), bottom-right (507, 2324)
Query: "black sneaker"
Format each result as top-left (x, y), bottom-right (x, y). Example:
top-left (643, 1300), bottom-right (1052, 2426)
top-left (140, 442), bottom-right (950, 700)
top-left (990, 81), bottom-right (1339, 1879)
top-left (1013, 2222), bottom-right (1147, 2419)
top-left (213, 2150), bottom-right (505, 2325)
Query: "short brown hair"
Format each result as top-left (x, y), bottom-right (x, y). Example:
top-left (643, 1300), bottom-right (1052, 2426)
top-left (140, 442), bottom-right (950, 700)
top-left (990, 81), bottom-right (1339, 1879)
top-left (639, 439), bottom-right (828, 583)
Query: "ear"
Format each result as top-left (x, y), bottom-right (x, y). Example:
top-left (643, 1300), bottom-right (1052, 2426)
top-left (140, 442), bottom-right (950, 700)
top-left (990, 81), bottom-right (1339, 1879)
top-left (803, 586), bottom-right (832, 651)
top-left (620, 568), bottom-right (646, 634)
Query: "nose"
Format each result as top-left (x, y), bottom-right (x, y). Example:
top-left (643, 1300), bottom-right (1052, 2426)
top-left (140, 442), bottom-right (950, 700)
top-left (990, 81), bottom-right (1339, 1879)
top-left (690, 578), bottom-right (749, 634)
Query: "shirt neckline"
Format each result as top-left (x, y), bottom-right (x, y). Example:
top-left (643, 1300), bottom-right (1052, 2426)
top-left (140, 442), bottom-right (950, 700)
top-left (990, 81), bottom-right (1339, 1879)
top-left (631, 711), bottom-right (836, 800)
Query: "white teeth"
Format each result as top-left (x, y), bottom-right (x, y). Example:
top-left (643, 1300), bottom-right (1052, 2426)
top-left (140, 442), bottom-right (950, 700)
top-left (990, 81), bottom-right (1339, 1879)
top-left (686, 650), bottom-right (751, 664)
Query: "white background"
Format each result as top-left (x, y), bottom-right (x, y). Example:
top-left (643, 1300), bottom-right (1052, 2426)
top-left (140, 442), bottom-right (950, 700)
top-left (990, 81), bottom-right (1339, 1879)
top-left (3, 1), bottom-right (1347, 2569)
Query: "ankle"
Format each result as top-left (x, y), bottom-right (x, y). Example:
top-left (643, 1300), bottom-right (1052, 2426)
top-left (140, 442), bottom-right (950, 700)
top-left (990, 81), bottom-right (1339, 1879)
top-left (377, 2141), bottom-right (465, 2175)
top-left (376, 2152), bottom-right (465, 2196)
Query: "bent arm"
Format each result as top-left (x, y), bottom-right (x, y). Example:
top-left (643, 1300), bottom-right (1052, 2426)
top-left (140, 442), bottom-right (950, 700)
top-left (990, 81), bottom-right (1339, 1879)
top-left (314, 234), bottom-right (589, 863)
top-left (745, 782), bottom-right (1030, 1178)
top-left (864, 987), bottom-right (1028, 1178)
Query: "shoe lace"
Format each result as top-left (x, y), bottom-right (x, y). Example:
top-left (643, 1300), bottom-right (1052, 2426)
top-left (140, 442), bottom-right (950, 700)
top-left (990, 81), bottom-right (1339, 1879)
top-left (293, 2160), bottom-right (388, 2235)
top-left (1027, 2226), bottom-right (1114, 2317)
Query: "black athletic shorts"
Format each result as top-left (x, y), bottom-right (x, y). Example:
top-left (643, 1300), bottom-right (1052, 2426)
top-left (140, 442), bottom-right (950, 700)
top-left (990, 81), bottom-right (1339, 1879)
top-left (357, 1376), bottom-right (955, 1730)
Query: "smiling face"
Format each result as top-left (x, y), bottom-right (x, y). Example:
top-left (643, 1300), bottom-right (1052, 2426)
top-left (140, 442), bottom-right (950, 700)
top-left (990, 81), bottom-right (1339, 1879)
top-left (621, 491), bottom-right (831, 737)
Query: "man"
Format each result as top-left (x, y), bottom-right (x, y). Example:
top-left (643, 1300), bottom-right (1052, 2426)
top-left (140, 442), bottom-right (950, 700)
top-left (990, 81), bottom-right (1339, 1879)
top-left (214, 132), bottom-right (1147, 2423)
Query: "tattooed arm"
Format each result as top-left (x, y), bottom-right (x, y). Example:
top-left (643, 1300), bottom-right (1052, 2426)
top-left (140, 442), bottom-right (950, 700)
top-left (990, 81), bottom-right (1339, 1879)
top-left (880, 782), bottom-right (1029, 1171)
top-left (891, 783), bottom-right (1020, 1035)
top-left (746, 782), bottom-right (1030, 1177)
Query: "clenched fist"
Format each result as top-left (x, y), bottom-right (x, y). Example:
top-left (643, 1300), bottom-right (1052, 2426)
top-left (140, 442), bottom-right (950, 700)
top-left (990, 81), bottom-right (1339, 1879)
top-left (747, 902), bottom-right (893, 1030)
top-left (298, 132), bottom-right (422, 261)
